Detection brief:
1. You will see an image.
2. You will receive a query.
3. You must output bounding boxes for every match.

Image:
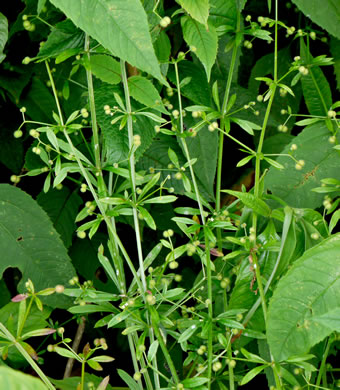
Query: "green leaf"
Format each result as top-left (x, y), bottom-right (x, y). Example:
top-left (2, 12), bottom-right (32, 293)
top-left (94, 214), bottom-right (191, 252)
top-left (291, 0), bottom-right (340, 39)
top-left (240, 365), bottom-right (267, 385)
top-left (222, 190), bottom-right (271, 217)
top-left (178, 323), bottom-right (199, 343)
top-left (55, 346), bottom-right (82, 361)
top-left (0, 185), bottom-right (75, 308)
top-left (312, 307), bottom-right (340, 331)
top-left (147, 340), bottom-right (159, 362)
top-left (37, 188), bottom-right (82, 248)
top-left (87, 360), bottom-right (103, 371)
top-left (117, 369), bottom-right (140, 390)
top-left (264, 123), bottom-right (340, 209)
top-left (37, 0), bottom-right (47, 14)
top-left (182, 120), bottom-right (218, 199)
top-left (231, 118), bottom-right (261, 135)
top-left (181, 377), bottom-right (209, 387)
top-left (128, 76), bottom-right (168, 114)
top-left (0, 12), bottom-right (8, 64)
top-left (329, 209), bottom-right (340, 233)
top-left (0, 366), bottom-right (48, 390)
top-left (49, 0), bottom-right (165, 85)
top-left (89, 54), bottom-right (121, 85)
top-left (330, 37), bottom-right (340, 91)
top-left (181, 16), bottom-right (218, 81)
top-left (51, 373), bottom-right (117, 390)
top-left (143, 195), bottom-right (177, 204)
top-left (300, 40), bottom-right (332, 116)
top-left (95, 84), bottom-right (155, 165)
top-left (267, 233), bottom-right (340, 361)
top-left (37, 20), bottom-right (84, 60)
top-left (137, 206), bottom-right (156, 230)
top-left (176, 0), bottom-right (210, 26)
top-left (153, 30), bottom-right (171, 63)
top-left (168, 60), bottom-right (212, 106)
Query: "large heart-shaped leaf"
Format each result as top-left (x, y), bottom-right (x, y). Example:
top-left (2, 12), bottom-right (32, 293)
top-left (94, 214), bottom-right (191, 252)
top-left (0, 366), bottom-right (48, 390)
top-left (264, 122), bottom-right (340, 209)
top-left (49, 0), bottom-right (165, 84)
top-left (267, 233), bottom-right (340, 361)
top-left (0, 184), bottom-right (76, 308)
top-left (292, 0), bottom-right (340, 39)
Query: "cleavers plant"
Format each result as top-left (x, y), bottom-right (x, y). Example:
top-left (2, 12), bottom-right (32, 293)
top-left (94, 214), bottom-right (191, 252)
top-left (0, 0), bottom-right (340, 389)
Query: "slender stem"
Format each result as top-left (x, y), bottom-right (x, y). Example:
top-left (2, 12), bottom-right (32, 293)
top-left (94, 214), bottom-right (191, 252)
top-left (62, 130), bottom-right (144, 295)
top-left (120, 60), bottom-right (147, 293)
top-left (215, 11), bottom-right (241, 249)
top-left (80, 361), bottom-right (86, 390)
top-left (85, 34), bottom-right (101, 171)
top-left (174, 60), bottom-right (214, 388)
top-left (174, 61), bottom-right (206, 224)
top-left (0, 323), bottom-right (55, 390)
top-left (150, 308), bottom-right (180, 385)
top-left (64, 316), bottom-right (86, 378)
top-left (316, 338), bottom-right (331, 388)
top-left (45, 61), bottom-right (64, 126)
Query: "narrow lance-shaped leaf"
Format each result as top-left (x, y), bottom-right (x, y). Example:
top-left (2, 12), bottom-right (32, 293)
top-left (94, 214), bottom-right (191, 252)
top-left (49, 0), bottom-right (166, 85)
top-left (222, 190), bottom-right (271, 217)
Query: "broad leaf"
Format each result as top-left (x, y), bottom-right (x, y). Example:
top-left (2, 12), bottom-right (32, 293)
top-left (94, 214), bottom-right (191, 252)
top-left (0, 366), bottom-right (48, 390)
top-left (0, 12), bottom-right (8, 64)
top-left (90, 54), bottom-right (121, 85)
top-left (176, 0), bottom-right (210, 26)
top-left (330, 37), bottom-right (340, 91)
top-left (0, 184), bottom-right (76, 308)
top-left (37, 187), bottom-right (82, 248)
top-left (181, 16), bottom-right (218, 81)
top-left (292, 0), bottom-right (340, 39)
top-left (182, 121), bottom-right (218, 199)
top-left (267, 234), bottom-right (340, 361)
top-left (37, 20), bottom-right (84, 60)
top-left (49, 0), bottom-right (165, 84)
top-left (51, 373), bottom-right (116, 390)
top-left (95, 84), bottom-right (155, 165)
top-left (264, 123), bottom-right (340, 209)
top-left (168, 60), bottom-right (212, 106)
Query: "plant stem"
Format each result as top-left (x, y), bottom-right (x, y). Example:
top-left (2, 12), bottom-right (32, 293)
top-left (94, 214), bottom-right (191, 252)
top-left (216, 12), bottom-right (241, 212)
top-left (120, 60), bottom-right (147, 293)
top-left (174, 60), bottom-right (214, 388)
top-left (80, 361), bottom-right (85, 390)
top-left (316, 337), bottom-right (331, 388)
top-left (0, 323), bottom-right (55, 390)
top-left (85, 34), bottom-right (101, 171)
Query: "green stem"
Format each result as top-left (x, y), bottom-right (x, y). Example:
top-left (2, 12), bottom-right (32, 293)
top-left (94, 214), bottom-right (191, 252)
top-left (120, 60), bottom-right (147, 293)
top-left (174, 60), bottom-right (214, 388)
top-left (0, 323), bottom-right (55, 390)
top-left (45, 61), bottom-right (64, 126)
top-left (150, 307), bottom-right (180, 385)
top-left (85, 34), bottom-right (101, 171)
top-left (316, 337), bottom-right (331, 388)
top-left (80, 361), bottom-right (85, 390)
top-left (215, 11), bottom-right (241, 249)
